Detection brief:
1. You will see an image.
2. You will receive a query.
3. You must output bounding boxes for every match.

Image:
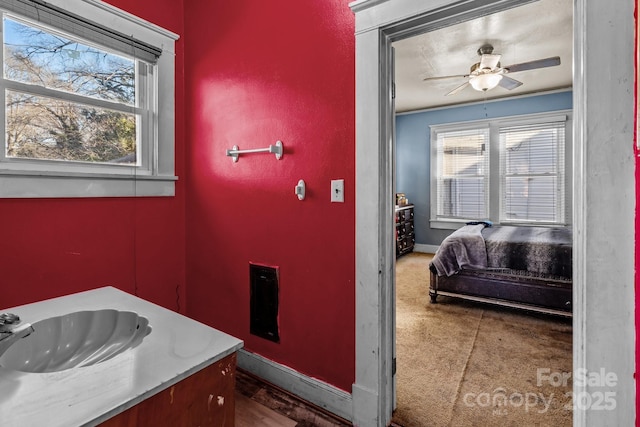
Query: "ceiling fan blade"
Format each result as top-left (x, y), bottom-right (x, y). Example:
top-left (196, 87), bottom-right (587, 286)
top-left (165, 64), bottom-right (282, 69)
top-left (446, 81), bottom-right (470, 96)
top-left (423, 74), bottom-right (468, 81)
top-left (479, 54), bottom-right (501, 71)
top-left (498, 75), bottom-right (523, 90)
top-left (503, 56), bottom-right (561, 73)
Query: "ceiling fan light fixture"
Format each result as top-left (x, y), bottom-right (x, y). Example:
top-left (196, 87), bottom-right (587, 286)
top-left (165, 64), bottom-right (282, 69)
top-left (469, 73), bottom-right (503, 92)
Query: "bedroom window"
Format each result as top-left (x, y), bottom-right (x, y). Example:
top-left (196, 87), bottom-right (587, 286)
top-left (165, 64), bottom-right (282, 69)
top-left (0, 0), bottom-right (178, 198)
top-left (434, 127), bottom-right (489, 220)
top-left (430, 111), bottom-right (571, 227)
top-left (3, 15), bottom-right (145, 165)
top-left (500, 121), bottom-right (565, 223)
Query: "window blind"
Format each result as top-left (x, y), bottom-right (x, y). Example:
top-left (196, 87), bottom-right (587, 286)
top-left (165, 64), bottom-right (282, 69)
top-left (435, 127), bottom-right (489, 219)
top-left (0, 0), bottom-right (161, 62)
top-left (499, 121), bottom-right (565, 223)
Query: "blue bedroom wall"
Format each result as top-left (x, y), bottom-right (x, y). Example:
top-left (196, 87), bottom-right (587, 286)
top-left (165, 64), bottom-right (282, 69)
top-left (395, 90), bottom-right (573, 248)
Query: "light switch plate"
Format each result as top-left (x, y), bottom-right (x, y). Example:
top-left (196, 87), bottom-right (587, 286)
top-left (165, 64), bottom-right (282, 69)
top-left (331, 179), bottom-right (344, 203)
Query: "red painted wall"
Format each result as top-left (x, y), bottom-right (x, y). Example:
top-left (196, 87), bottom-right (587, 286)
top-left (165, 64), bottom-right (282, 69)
top-left (0, 0), bottom-right (186, 313)
top-left (184, 1), bottom-right (356, 391)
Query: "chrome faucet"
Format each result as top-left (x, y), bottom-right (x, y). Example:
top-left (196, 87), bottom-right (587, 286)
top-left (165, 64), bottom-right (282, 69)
top-left (0, 313), bottom-right (34, 356)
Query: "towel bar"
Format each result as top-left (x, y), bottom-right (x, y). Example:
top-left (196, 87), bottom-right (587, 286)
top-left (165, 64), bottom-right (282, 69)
top-left (226, 141), bottom-right (283, 162)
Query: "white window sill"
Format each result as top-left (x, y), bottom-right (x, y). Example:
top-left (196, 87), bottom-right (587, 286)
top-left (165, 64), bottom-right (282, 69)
top-left (430, 218), bottom-right (569, 230)
top-left (0, 172), bottom-right (177, 198)
top-left (429, 219), bottom-right (470, 230)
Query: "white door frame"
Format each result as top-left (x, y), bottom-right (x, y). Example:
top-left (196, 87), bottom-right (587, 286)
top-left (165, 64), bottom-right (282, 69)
top-left (350, 1), bottom-right (636, 426)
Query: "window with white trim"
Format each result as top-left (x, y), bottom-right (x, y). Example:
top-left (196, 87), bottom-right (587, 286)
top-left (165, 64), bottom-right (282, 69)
top-left (431, 111), bottom-right (571, 227)
top-left (435, 126), bottom-right (489, 220)
top-left (500, 121), bottom-right (565, 223)
top-left (0, 0), bottom-right (178, 198)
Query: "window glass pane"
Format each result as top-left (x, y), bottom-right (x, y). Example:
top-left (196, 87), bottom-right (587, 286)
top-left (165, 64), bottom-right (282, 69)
top-left (503, 126), bottom-right (560, 174)
top-left (500, 122), bottom-right (564, 223)
top-left (6, 90), bottom-right (137, 164)
top-left (439, 177), bottom-right (486, 218)
top-left (503, 176), bottom-right (558, 221)
top-left (436, 128), bottom-right (488, 219)
top-left (3, 17), bottom-right (135, 106)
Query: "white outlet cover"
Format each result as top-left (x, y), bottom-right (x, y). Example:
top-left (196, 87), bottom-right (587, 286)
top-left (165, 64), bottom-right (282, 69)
top-left (331, 179), bottom-right (344, 203)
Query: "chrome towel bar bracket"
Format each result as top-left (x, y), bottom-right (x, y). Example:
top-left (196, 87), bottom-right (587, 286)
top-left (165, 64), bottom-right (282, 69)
top-left (226, 140), bottom-right (283, 162)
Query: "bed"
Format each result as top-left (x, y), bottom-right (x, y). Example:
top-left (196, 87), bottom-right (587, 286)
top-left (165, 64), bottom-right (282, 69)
top-left (429, 224), bottom-right (572, 317)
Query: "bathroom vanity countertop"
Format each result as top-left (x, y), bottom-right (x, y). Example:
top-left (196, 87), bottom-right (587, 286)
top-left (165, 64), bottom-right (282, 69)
top-left (0, 286), bottom-right (243, 427)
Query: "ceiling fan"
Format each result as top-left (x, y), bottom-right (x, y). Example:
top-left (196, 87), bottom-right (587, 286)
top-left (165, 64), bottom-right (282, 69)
top-left (423, 44), bottom-right (561, 96)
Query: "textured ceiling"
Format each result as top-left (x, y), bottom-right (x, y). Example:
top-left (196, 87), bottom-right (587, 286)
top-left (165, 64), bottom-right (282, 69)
top-left (393, 0), bottom-right (573, 113)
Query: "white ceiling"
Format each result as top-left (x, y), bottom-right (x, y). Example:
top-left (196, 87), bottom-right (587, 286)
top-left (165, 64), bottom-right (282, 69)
top-left (393, 0), bottom-right (573, 113)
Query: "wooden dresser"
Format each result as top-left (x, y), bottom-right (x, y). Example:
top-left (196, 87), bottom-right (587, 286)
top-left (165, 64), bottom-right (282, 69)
top-left (395, 204), bottom-right (415, 257)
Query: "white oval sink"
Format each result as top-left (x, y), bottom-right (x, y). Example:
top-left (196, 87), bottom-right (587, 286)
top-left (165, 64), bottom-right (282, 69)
top-left (0, 310), bottom-right (151, 373)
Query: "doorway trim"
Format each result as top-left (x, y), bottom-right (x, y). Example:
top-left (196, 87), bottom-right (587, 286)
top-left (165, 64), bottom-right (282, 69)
top-left (350, 0), bottom-right (636, 426)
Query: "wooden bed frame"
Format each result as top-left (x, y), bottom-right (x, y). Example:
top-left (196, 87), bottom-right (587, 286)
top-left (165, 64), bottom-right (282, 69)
top-left (429, 267), bottom-right (572, 317)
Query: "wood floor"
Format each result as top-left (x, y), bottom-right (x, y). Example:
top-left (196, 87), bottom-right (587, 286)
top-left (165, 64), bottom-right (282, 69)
top-left (235, 369), bottom-right (352, 427)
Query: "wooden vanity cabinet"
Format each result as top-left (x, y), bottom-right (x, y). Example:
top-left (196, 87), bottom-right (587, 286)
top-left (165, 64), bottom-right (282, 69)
top-left (100, 352), bottom-right (237, 427)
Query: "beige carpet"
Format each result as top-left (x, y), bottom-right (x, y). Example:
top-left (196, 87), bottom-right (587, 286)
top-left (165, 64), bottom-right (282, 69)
top-left (392, 253), bottom-right (573, 427)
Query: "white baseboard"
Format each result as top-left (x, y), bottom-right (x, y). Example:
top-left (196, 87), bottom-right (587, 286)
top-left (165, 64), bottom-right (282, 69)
top-left (237, 349), bottom-right (353, 422)
top-left (414, 243), bottom-right (438, 254)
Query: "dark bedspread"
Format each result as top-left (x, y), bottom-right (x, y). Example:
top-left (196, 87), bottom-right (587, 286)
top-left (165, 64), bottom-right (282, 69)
top-left (430, 224), bottom-right (572, 279)
top-left (430, 224), bottom-right (488, 276)
top-left (482, 226), bottom-right (572, 278)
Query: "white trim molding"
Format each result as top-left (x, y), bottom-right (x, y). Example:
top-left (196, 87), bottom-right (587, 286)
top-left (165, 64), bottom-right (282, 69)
top-left (571, 1), bottom-right (636, 425)
top-left (237, 349), bottom-right (353, 422)
top-left (80, 0), bottom-right (179, 42)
